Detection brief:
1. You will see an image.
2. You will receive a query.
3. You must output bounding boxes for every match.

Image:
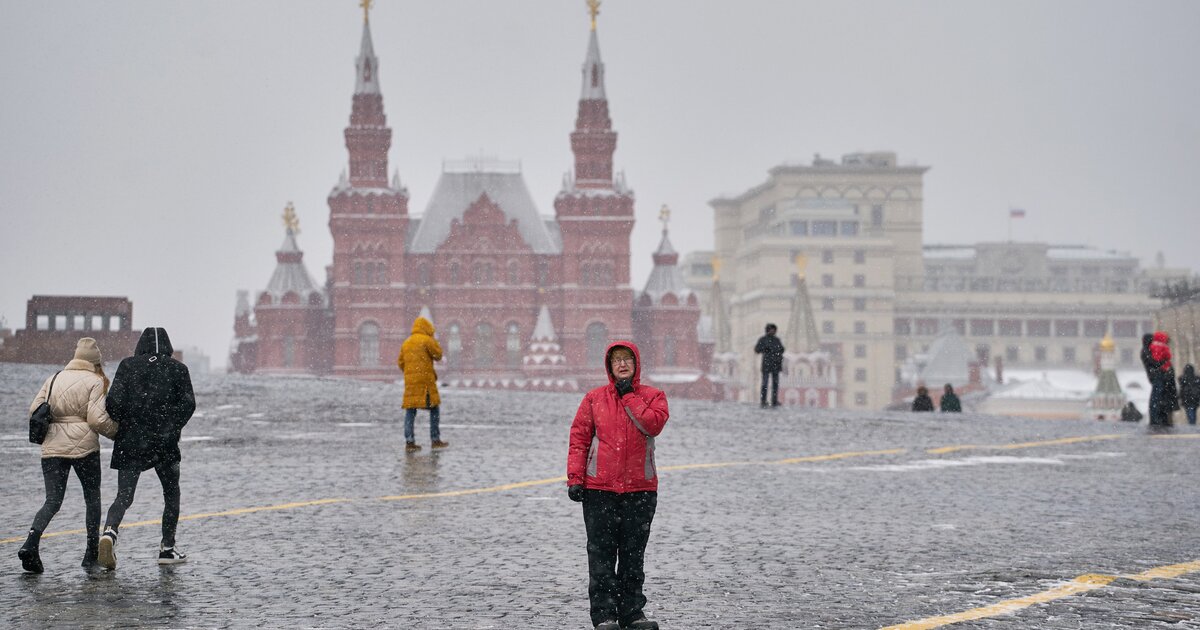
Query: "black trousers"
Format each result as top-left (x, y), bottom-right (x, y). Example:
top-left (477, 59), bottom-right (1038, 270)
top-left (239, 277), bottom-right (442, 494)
top-left (30, 451), bottom-right (102, 547)
top-left (761, 370), bottom-right (780, 405)
top-left (104, 461), bottom-right (181, 547)
top-left (582, 489), bottom-right (657, 627)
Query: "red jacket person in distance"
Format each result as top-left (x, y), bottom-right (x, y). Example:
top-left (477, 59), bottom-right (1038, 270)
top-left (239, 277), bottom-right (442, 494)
top-left (567, 341), bottom-right (668, 630)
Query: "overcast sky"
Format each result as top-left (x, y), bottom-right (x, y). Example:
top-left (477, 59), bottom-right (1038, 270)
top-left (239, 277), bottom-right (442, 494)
top-left (2, 1), bottom-right (1197, 370)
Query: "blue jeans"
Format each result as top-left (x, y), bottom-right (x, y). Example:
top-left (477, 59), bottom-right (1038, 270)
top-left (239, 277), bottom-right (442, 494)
top-left (404, 406), bottom-right (441, 443)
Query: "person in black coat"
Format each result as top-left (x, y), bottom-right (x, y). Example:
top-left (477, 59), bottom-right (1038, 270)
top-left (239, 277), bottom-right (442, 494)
top-left (1180, 364), bottom-right (1200, 425)
top-left (97, 327), bottom-right (195, 570)
top-left (1141, 333), bottom-right (1165, 425)
top-left (754, 323), bottom-right (785, 408)
top-left (1120, 401), bottom-right (1144, 423)
top-left (912, 386), bottom-right (934, 412)
top-left (940, 384), bottom-right (962, 413)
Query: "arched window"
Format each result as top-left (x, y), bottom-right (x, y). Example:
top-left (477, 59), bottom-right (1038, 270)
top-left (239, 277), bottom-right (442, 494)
top-left (586, 322), bottom-right (608, 365)
top-left (446, 324), bottom-right (462, 370)
top-left (352, 262), bottom-right (364, 285)
top-left (418, 264), bottom-right (431, 287)
top-left (663, 335), bottom-right (677, 366)
top-left (475, 323), bottom-right (494, 369)
top-left (358, 322), bottom-right (380, 366)
top-left (283, 336), bottom-right (295, 368)
top-left (506, 322), bottom-right (521, 368)
top-left (449, 262), bottom-right (461, 285)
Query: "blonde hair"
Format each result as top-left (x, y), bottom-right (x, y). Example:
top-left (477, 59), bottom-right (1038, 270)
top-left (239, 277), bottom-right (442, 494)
top-left (95, 364), bottom-right (109, 395)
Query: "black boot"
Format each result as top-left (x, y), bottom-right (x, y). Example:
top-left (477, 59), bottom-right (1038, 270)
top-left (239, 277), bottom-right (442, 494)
top-left (18, 529), bottom-right (43, 574)
top-left (82, 535), bottom-right (99, 569)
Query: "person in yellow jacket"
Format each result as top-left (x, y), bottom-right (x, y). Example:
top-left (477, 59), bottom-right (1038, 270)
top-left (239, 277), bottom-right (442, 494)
top-left (398, 316), bottom-right (448, 452)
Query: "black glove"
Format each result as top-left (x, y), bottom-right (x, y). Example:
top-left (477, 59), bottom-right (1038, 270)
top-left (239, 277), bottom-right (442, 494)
top-left (615, 379), bottom-right (634, 397)
top-left (568, 485), bottom-right (586, 502)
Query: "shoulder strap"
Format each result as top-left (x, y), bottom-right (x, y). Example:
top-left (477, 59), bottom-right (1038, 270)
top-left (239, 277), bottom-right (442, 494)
top-left (623, 405), bottom-right (652, 437)
top-left (46, 371), bottom-right (61, 398)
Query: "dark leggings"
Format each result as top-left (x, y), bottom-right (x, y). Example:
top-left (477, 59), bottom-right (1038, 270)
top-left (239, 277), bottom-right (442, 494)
top-left (104, 461), bottom-right (181, 547)
top-left (30, 452), bottom-right (102, 543)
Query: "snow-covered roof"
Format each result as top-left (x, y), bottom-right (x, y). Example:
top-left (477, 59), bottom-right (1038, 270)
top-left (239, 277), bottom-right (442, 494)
top-left (530, 305), bottom-right (557, 343)
top-left (923, 247), bottom-right (976, 260)
top-left (1046, 247), bottom-right (1133, 261)
top-left (639, 231), bottom-right (694, 305)
top-left (408, 168), bottom-right (559, 254)
top-left (263, 231), bottom-right (322, 300)
top-left (918, 327), bottom-right (973, 386)
top-left (991, 379), bottom-right (1090, 401)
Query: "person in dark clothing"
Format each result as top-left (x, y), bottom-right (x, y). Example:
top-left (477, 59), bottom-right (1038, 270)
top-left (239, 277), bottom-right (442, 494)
top-left (754, 323), bottom-right (785, 408)
top-left (1180, 364), bottom-right (1200, 425)
top-left (1151, 332), bottom-right (1178, 425)
top-left (1141, 333), bottom-right (1164, 425)
top-left (912, 386), bottom-right (934, 412)
top-left (567, 342), bottom-right (668, 630)
top-left (940, 384), bottom-right (962, 412)
top-left (1120, 401), bottom-right (1144, 423)
top-left (97, 327), bottom-right (195, 570)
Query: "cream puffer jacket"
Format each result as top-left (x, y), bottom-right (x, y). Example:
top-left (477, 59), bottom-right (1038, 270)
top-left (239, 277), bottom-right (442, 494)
top-left (30, 359), bottom-right (119, 459)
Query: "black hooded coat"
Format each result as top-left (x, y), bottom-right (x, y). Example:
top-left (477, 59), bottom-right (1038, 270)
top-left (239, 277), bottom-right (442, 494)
top-left (1180, 365), bottom-right (1200, 410)
top-left (106, 327), bottom-right (196, 471)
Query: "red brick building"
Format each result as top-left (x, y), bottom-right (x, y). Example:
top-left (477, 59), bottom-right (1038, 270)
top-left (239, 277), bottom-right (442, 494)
top-left (231, 13), bottom-right (711, 394)
top-left (0, 296), bottom-right (142, 365)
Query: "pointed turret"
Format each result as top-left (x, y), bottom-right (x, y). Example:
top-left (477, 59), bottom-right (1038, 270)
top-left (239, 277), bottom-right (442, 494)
top-left (568, 4), bottom-right (617, 189)
top-left (523, 305), bottom-right (574, 389)
top-left (344, 12), bottom-right (391, 188)
top-left (784, 255), bottom-right (822, 354)
top-left (264, 203), bottom-right (321, 301)
top-left (1084, 332), bottom-right (1126, 420)
top-left (640, 209), bottom-right (691, 304)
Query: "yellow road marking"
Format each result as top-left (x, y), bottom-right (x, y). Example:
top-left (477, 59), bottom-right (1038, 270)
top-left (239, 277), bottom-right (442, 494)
top-left (379, 476), bottom-right (565, 501)
top-left (0, 498), bottom-right (352, 544)
top-left (928, 434), bottom-right (1125, 455)
top-left (771, 448), bottom-right (906, 465)
top-left (882, 573), bottom-right (1118, 629)
top-left (3, 433), bottom-right (1187, 545)
top-left (884, 560), bottom-right (1200, 629)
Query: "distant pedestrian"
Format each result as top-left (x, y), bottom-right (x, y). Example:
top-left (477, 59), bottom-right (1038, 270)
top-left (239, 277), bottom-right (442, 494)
top-left (98, 327), bottom-right (195, 570)
top-left (940, 384), bottom-right (962, 412)
top-left (18, 338), bottom-right (119, 573)
top-left (1141, 333), bottom-right (1163, 424)
top-left (1180, 364), bottom-right (1200, 426)
top-left (912, 386), bottom-right (934, 412)
top-left (567, 342), bottom-right (668, 630)
top-left (1120, 401), bottom-right (1143, 423)
top-left (398, 316), bottom-right (447, 452)
top-left (1150, 331), bottom-right (1179, 425)
top-left (754, 323), bottom-right (785, 408)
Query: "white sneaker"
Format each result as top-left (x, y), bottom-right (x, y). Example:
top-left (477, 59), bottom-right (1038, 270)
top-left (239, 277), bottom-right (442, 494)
top-left (97, 528), bottom-right (118, 570)
top-left (157, 545), bottom-right (188, 565)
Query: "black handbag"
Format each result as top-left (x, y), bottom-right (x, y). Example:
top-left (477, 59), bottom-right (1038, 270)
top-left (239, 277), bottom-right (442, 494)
top-left (28, 371), bottom-right (61, 445)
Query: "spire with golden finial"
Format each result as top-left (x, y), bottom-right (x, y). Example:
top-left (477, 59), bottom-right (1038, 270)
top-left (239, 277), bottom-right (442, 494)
top-left (658, 203), bottom-right (671, 233)
top-left (587, 0), bottom-right (601, 31)
top-left (282, 201), bottom-right (300, 235)
top-left (794, 253), bottom-right (809, 280)
top-left (360, 0), bottom-right (373, 24)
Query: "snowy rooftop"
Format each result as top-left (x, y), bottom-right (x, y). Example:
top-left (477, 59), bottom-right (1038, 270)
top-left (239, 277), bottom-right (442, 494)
top-left (408, 167), bottom-right (559, 255)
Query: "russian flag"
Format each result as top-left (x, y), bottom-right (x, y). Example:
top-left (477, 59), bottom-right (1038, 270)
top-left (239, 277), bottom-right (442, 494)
top-left (1010, 208), bottom-right (1026, 218)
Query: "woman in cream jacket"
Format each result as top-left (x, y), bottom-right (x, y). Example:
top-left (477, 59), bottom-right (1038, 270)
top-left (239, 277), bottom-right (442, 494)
top-left (18, 337), bottom-right (119, 573)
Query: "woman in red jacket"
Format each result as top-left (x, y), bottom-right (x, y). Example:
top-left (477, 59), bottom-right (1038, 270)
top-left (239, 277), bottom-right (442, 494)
top-left (567, 341), bottom-right (668, 630)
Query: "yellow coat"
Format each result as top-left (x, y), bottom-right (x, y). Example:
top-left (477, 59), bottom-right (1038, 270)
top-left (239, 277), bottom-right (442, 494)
top-left (398, 317), bottom-right (443, 409)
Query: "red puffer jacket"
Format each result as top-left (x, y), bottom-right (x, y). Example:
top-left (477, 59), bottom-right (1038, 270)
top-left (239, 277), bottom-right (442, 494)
top-left (1151, 331), bottom-right (1173, 372)
top-left (567, 341), bottom-right (669, 493)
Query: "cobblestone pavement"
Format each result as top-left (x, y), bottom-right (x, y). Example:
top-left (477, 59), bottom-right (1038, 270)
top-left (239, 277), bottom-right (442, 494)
top-left (2, 363), bottom-right (1199, 629)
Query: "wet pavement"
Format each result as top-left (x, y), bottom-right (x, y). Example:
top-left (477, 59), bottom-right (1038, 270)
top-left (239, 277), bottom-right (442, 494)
top-left (2, 362), bottom-right (1199, 629)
